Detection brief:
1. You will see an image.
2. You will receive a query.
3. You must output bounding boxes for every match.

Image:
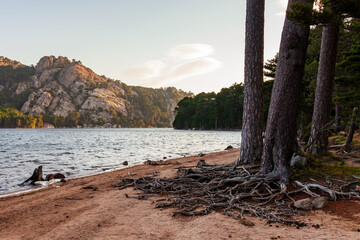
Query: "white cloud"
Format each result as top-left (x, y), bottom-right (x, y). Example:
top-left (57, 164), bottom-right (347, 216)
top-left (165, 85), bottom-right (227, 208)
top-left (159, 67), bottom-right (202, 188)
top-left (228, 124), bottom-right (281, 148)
top-left (120, 43), bottom-right (222, 86)
top-left (148, 57), bottom-right (222, 86)
top-left (120, 60), bottom-right (166, 79)
top-left (166, 44), bottom-right (214, 60)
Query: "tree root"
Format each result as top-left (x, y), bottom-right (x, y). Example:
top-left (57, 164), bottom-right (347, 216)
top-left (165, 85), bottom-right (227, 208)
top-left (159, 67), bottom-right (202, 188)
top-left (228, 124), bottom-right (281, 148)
top-left (113, 160), bottom-right (360, 227)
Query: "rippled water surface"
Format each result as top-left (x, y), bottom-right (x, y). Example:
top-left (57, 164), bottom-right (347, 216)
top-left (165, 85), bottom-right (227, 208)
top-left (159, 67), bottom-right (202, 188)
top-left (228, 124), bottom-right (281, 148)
top-left (0, 128), bottom-right (241, 195)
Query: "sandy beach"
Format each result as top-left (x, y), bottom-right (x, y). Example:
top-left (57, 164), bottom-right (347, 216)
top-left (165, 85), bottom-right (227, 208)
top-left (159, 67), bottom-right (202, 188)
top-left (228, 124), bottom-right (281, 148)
top-left (1, 148), bottom-right (360, 240)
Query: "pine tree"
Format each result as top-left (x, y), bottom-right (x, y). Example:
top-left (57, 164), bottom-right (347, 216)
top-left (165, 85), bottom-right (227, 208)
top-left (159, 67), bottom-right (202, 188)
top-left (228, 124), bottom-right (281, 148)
top-left (238, 0), bottom-right (265, 164)
top-left (261, 0), bottom-right (314, 182)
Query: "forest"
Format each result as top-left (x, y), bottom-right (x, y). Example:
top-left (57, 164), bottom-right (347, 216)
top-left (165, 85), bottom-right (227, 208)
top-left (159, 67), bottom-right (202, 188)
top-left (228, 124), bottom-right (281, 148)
top-left (0, 106), bottom-right (43, 128)
top-left (173, 18), bottom-right (360, 141)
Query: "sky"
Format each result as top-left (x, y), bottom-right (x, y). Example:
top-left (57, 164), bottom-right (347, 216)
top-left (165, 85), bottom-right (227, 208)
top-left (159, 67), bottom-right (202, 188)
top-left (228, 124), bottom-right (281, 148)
top-left (1, 0), bottom-right (289, 94)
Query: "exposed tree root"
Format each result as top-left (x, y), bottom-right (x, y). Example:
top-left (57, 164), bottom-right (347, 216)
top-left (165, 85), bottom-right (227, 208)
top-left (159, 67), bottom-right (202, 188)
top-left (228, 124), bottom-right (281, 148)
top-left (113, 160), bottom-right (360, 227)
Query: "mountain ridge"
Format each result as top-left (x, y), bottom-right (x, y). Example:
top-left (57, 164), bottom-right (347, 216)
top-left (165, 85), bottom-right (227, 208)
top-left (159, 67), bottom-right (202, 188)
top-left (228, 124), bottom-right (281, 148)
top-left (0, 55), bottom-right (192, 128)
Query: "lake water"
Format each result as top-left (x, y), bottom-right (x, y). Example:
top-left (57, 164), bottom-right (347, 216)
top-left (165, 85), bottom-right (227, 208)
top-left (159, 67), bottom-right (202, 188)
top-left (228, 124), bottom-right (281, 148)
top-left (0, 128), bottom-right (241, 195)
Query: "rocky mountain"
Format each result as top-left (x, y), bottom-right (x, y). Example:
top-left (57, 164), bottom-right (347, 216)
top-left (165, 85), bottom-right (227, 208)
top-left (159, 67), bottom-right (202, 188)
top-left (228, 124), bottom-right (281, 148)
top-left (0, 56), bottom-right (192, 127)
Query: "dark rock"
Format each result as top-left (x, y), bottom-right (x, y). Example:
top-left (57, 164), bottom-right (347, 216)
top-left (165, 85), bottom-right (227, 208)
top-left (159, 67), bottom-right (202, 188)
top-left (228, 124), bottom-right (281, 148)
top-left (197, 153), bottom-right (205, 157)
top-left (163, 156), bottom-right (167, 159)
top-left (122, 161), bottom-right (129, 166)
top-left (46, 173), bottom-right (66, 181)
top-left (225, 145), bottom-right (233, 150)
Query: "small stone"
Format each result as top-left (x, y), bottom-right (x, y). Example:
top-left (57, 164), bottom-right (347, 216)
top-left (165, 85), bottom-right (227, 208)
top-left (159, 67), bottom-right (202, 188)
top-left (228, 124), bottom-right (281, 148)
top-left (197, 153), bottom-right (205, 157)
top-left (312, 196), bottom-right (327, 209)
top-left (225, 145), bottom-right (233, 150)
top-left (294, 198), bottom-right (313, 210)
top-left (122, 161), bottom-right (128, 166)
top-left (163, 156), bottom-right (167, 159)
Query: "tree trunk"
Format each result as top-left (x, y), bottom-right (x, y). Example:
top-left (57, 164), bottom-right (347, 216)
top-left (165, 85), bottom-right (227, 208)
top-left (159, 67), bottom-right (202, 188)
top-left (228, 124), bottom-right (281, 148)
top-left (298, 111), bottom-right (304, 141)
top-left (238, 0), bottom-right (265, 164)
top-left (344, 107), bottom-right (358, 152)
top-left (335, 104), bottom-right (341, 132)
top-left (307, 23), bottom-right (339, 154)
top-left (260, 0), bottom-right (314, 182)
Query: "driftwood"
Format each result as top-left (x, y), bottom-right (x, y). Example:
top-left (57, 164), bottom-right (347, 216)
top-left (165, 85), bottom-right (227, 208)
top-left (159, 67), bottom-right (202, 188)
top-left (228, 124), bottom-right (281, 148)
top-left (113, 160), bottom-right (360, 227)
top-left (20, 166), bottom-right (43, 185)
top-left (20, 166), bottom-right (66, 185)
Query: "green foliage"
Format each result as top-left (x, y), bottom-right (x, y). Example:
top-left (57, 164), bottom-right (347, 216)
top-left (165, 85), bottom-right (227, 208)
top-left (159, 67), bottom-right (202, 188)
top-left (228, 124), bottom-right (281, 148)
top-left (173, 82), bottom-right (274, 130)
top-left (287, 0), bottom-right (360, 25)
top-left (335, 41), bottom-right (360, 118)
top-left (286, 2), bottom-right (314, 25)
top-left (263, 53), bottom-right (278, 80)
top-left (291, 156), bottom-right (360, 180)
top-left (0, 106), bottom-right (43, 128)
top-left (298, 18), bottom-right (360, 138)
top-left (173, 84), bottom-right (244, 130)
top-left (0, 65), bottom-right (35, 108)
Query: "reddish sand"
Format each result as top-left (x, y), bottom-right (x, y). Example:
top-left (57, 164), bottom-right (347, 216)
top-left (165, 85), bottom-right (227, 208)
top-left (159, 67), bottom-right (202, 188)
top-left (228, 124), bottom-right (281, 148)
top-left (1, 148), bottom-right (360, 240)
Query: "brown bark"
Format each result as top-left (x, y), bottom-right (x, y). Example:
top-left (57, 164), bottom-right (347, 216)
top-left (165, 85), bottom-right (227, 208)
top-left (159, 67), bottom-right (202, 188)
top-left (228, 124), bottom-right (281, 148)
top-left (344, 107), bottom-right (358, 152)
top-left (260, 0), bottom-right (314, 182)
top-left (238, 0), bottom-right (265, 164)
top-left (307, 23), bottom-right (339, 154)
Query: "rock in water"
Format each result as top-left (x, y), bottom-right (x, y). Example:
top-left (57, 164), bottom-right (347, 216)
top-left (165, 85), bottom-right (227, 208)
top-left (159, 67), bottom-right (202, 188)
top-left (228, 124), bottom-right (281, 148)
top-left (123, 161), bottom-right (129, 166)
top-left (294, 198), bottom-right (313, 210)
top-left (312, 197), bottom-right (327, 209)
top-left (45, 173), bottom-right (66, 181)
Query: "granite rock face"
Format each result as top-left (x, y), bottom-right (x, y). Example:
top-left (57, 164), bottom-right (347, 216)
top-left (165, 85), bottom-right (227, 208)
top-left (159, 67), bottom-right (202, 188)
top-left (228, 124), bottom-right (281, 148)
top-left (2, 56), bottom-right (191, 127)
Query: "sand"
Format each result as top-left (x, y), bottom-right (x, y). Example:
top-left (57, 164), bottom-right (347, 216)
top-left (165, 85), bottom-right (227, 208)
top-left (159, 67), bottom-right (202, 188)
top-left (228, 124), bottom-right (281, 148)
top-left (1, 148), bottom-right (360, 240)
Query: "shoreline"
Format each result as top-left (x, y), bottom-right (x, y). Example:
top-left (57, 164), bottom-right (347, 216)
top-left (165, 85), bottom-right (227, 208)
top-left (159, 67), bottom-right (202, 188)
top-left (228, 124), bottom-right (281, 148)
top-left (1, 148), bottom-right (359, 240)
top-left (0, 147), bottom-right (238, 198)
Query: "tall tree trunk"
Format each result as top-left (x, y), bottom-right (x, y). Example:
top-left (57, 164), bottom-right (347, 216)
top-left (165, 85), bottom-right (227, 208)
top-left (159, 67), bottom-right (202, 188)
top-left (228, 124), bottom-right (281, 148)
top-left (238, 0), bottom-right (265, 164)
top-left (260, 0), bottom-right (314, 182)
top-left (344, 107), bottom-right (358, 152)
top-left (307, 23), bottom-right (339, 154)
top-left (335, 104), bottom-right (341, 132)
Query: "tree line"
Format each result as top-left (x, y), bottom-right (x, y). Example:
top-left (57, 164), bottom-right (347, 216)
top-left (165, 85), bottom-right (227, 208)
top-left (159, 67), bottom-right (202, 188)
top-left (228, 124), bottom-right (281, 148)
top-left (172, 80), bottom-right (274, 130)
top-left (0, 107), bottom-right (43, 128)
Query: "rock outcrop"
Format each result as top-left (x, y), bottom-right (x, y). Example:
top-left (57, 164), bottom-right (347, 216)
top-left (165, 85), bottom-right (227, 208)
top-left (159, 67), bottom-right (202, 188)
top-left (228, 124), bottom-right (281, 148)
top-left (0, 56), bottom-right (23, 68)
top-left (1, 56), bottom-right (192, 127)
